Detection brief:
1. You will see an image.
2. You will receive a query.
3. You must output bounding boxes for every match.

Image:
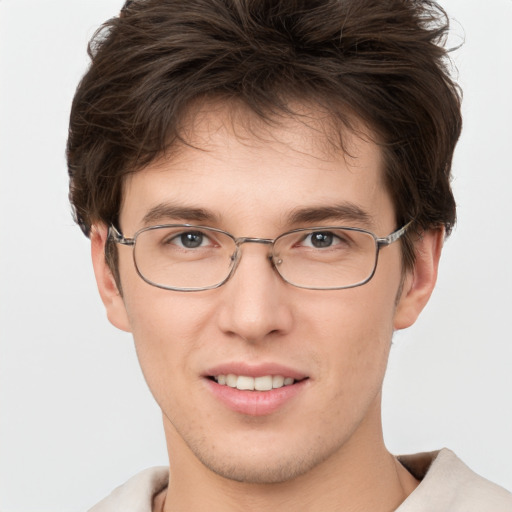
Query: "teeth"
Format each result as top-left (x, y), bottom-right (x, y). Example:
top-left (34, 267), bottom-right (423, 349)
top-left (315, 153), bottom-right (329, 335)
top-left (255, 376), bottom-right (273, 391)
top-left (237, 375), bottom-right (255, 390)
top-left (214, 374), bottom-right (297, 391)
top-left (272, 375), bottom-right (284, 388)
top-left (226, 374), bottom-right (237, 387)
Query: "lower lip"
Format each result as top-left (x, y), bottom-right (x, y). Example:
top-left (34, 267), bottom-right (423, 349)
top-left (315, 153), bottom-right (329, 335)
top-left (205, 378), bottom-right (308, 416)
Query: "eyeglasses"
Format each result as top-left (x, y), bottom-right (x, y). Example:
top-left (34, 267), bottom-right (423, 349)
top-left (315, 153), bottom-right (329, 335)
top-left (108, 222), bottom-right (412, 292)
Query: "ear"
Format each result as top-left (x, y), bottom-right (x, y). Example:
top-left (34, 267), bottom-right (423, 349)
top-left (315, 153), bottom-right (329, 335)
top-left (90, 224), bottom-right (132, 333)
top-left (393, 228), bottom-right (444, 330)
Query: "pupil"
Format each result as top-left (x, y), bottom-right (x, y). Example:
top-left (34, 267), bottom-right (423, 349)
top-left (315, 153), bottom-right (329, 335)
top-left (181, 232), bottom-right (203, 248)
top-left (312, 232), bottom-right (333, 248)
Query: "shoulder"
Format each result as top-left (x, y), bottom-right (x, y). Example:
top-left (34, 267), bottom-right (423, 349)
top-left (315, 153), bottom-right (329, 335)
top-left (88, 467), bottom-right (169, 512)
top-left (397, 448), bottom-right (512, 512)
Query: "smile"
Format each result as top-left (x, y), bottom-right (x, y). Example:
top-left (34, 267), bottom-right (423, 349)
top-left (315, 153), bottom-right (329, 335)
top-left (212, 374), bottom-right (297, 391)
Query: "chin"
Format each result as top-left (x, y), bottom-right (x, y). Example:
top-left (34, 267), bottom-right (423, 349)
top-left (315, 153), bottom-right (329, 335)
top-left (187, 435), bottom-right (337, 485)
top-left (202, 456), bottom-right (317, 484)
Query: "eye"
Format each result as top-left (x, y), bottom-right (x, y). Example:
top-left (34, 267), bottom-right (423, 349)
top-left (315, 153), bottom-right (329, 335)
top-left (301, 231), bottom-right (345, 249)
top-left (168, 231), bottom-right (211, 249)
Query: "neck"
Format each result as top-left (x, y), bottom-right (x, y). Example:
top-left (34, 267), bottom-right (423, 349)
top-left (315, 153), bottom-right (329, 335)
top-left (157, 401), bottom-right (418, 512)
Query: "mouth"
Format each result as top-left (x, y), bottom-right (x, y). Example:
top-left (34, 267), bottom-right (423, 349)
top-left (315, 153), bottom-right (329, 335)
top-left (204, 365), bottom-right (309, 415)
top-left (209, 374), bottom-right (304, 391)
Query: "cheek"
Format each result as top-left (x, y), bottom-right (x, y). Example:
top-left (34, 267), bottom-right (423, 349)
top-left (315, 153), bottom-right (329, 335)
top-left (301, 279), bottom-right (397, 347)
top-left (121, 285), bottom-right (215, 398)
top-left (300, 281), bottom-right (397, 391)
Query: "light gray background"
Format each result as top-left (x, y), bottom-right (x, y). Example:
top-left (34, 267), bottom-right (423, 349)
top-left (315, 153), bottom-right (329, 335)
top-left (1, 1), bottom-right (511, 510)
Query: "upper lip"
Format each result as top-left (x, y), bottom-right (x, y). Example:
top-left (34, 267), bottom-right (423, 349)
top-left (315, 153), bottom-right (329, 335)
top-left (204, 362), bottom-right (308, 380)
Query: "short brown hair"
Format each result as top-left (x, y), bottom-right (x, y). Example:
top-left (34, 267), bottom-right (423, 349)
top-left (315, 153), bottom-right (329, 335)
top-left (67, 0), bottom-right (462, 270)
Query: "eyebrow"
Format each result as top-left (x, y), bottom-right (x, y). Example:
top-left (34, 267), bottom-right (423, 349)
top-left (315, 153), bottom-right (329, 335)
top-left (141, 203), bottom-right (220, 226)
top-left (141, 201), bottom-right (373, 229)
top-left (287, 203), bottom-right (374, 227)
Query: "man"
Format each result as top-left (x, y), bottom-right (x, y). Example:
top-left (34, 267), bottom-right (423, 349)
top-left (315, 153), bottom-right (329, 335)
top-left (67, 0), bottom-right (512, 510)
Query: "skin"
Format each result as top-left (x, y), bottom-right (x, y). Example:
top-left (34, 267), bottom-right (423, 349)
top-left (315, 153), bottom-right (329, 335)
top-left (91, 103), bottom-right (443, 511)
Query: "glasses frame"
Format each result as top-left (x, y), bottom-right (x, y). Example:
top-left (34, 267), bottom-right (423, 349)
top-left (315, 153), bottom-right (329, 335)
top-left (108, 221), bottom-right (413, 292)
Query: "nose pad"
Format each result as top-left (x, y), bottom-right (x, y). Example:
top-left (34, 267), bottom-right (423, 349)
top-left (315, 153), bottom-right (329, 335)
top-left (227, 247), bottom-right (242, 277)
top-left (272, 254), bottom-right (283, 267)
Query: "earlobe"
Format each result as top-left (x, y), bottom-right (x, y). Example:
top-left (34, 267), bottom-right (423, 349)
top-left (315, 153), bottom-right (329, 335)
top-left (90, 225), bottom-right (132, 333)
top-left (393, 228), bottom-right (444, 330)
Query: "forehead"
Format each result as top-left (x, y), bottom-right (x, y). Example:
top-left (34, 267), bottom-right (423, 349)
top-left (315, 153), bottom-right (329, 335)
top-left (120, 101), bottom-right (392, 233)
top-left (175, 99), bottom-right (377, 166)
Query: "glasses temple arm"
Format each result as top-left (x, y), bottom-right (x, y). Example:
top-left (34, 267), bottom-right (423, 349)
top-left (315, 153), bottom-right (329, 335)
top-left (376, 220), bottom-right (414, 247)
top-left (108, 225), bottom-right (135, 245)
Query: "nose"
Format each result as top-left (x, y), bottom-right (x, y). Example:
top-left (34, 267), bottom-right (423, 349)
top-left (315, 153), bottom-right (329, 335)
top-left (216, 243), bottom-right (293, 343)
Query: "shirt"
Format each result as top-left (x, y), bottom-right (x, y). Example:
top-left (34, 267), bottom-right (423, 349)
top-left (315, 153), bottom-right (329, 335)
top-left (88, 448), bottom-right (512, 511)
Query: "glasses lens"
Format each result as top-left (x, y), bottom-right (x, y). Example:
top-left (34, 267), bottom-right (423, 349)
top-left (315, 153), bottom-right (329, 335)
top-left (134, 226), bottom-right (236, 290)
top-left (131, 225), bottom-right (378, 291)
top-left (273, 228), bottom-right (377, 289)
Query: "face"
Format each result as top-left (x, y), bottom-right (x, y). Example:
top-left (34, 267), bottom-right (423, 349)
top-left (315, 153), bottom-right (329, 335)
top-left (93, 104), bottom-right (439, 484)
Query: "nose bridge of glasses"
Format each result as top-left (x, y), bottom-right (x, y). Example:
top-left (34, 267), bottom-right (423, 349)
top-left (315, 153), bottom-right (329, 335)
top-left (232, 237), bottom-right (276, 266)
top-left (235, 237), bottom-right (274, 245)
